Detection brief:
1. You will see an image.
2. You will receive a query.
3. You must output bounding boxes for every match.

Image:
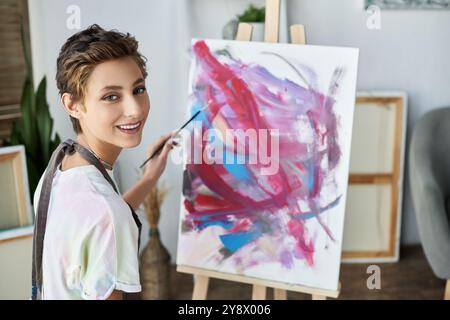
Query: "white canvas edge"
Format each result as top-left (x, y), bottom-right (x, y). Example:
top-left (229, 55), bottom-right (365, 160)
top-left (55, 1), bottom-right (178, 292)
top-left (192, 38), bottom-right (361, 52)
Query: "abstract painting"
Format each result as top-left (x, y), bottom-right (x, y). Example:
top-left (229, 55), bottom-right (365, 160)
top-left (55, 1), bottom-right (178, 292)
top-left (366, 0), bottom-right (450, 9)
top-left (177, 39), bottom-right (359, 291)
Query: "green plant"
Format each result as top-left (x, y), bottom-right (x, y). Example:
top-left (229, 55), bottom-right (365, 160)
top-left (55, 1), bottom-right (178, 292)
top-left (237, 5), bottom-right (265, 23)
top-left (5, 23), bottom-right (61, 198)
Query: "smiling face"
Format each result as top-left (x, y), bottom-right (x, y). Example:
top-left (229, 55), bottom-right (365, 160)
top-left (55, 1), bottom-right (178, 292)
top-left (78, 56), bottom-right (150, 150)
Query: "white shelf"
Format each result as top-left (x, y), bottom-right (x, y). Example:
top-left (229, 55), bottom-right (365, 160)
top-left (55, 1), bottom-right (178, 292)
top-left (0, 225), bottom-right (34, 242)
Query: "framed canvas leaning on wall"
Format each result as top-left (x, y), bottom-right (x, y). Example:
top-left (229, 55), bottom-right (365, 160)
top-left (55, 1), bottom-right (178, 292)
top-left (342, 92), bottom-right (407, 263)
top-left (0, 145), bottom-right (34, 241)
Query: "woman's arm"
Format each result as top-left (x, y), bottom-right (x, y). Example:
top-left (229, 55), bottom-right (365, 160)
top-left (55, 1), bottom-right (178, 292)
top-left (122, 133), bottom-right (175, 210)
top-left (122, 175), bottom-right (156, 210)
top-left (107, 290), bottom-right (123, 300)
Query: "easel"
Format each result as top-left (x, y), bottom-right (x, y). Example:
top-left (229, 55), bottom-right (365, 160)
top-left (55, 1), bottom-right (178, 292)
top-left (177, 0), bottom-right (341, 300)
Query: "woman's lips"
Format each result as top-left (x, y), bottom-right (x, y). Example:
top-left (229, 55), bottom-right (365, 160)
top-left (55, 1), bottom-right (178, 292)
top-left (116, 121), bottom-right (142, 134)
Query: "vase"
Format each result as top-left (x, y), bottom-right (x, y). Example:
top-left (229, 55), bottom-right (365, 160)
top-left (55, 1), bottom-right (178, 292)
top-left (139, 227), bottom-right (171, 299)
top-left (250, 22), bottom-right (265, 41)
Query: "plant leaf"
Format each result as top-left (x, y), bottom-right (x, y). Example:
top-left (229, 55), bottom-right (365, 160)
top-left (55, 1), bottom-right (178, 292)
top-left (7, 22), bottom-right (62, 201)
top-left (36, 77), bottom-right (52, 162)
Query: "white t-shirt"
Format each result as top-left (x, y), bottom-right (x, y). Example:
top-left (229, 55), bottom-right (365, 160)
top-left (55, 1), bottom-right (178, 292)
top-left (33, 164), bottom-right (141, 300)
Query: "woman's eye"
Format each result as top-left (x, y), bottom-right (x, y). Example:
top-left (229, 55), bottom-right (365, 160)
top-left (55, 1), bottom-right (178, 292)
top-left (103, 94), bottom-right (119, 102)
top-left (134, 87), bottom-right (147, 94)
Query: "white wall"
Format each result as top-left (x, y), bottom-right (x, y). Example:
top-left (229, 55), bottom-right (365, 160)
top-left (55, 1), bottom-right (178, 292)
top-left (286, 0), bottom-right (450, 244)
top-left (27, 0), bottom-right (450, 263)
top-left (0, 237), bottom-right (32, 299)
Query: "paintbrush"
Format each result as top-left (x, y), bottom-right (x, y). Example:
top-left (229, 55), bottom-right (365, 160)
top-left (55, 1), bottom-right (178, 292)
top-left (139, 109), bottom-right (203, 169)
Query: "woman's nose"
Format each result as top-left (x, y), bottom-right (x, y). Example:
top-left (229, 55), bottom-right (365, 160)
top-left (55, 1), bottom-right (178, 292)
top-left (123, 95), bottom-right (144, 118)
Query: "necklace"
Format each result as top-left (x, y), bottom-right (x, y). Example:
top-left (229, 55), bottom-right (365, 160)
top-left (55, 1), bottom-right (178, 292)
top-left (86, 146), bottom-right (113, 171)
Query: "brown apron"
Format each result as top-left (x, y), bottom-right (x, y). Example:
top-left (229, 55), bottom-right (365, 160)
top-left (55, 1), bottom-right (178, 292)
top-left (31, 138), bottom-right (142, 300)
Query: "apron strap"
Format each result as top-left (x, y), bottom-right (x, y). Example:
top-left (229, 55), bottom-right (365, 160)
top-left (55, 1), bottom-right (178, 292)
top-left (31, 138), bottom-right (142, 300)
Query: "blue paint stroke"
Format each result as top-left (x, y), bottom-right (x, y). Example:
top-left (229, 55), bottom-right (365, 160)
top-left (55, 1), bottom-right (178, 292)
top-left (219, 228), bottom-right (263, 253)
top-left (197, 220), bottom-right (234, 230)
top-left (293, 195), bottom-right (342, 221)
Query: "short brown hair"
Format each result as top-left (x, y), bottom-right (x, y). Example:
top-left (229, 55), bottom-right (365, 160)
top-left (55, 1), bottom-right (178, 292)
top-left (56, 24), bottom-right (148, 134)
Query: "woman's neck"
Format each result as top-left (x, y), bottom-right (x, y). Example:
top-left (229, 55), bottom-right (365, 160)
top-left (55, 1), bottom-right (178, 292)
top-left (76, 134), bottom-right (122, 168)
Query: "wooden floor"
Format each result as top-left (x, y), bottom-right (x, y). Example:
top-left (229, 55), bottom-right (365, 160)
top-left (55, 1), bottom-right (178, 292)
top-left (168, 245), bottom-right (447, 300)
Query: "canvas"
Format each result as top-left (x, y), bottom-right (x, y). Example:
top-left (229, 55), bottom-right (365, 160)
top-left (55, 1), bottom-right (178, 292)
top-left (366, 0), bottom-right (450, 9)
top-left (176, 39), bottom-right (359, 291)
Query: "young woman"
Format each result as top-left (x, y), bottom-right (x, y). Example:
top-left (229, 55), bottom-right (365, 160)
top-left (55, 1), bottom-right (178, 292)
top-left (32, 24), bottom-right (176, 300)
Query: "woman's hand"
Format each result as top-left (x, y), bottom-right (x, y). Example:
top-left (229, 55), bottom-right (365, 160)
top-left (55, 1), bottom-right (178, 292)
top-left (123, 133), bottom-right (178, 210)
top-left (142, 132), bottom-right (177, 184)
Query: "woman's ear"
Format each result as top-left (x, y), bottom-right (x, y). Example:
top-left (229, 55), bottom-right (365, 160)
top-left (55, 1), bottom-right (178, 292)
top-left (61, 93), bottom-right (83, 119)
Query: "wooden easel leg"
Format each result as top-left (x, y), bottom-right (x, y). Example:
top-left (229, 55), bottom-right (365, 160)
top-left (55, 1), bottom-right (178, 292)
top-left (312, 294), bottom-right (327, 300)
top-left (264, 0), bottom-right (280, 42)
top-left (236, 23), bottom-right (252, 41)
top-left (274, 288), bottom-right (287, 300)
top-left (252, 285), bottom-right (267, 300)
top-left (192, 275), bottom-right (209, 300)
top-left (290, 24), bottom-right (306, 45)
top-left (445, 279), bottom-right (450, 300)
